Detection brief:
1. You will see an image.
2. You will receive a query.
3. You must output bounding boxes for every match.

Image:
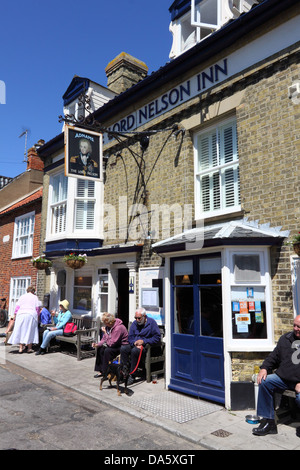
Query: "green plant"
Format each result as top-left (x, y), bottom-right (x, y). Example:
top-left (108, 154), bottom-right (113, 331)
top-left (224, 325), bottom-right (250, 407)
top-left (63, 253), bottom-right (87, 263)
top-left (32, 255), bottom-right (52, 266)
top-left (286, 232), bottom-right (300, 246)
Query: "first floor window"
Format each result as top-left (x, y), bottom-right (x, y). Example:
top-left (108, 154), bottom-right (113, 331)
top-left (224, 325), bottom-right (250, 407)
top-left (75, 179), bottom-right (95, 230)
top-left (12, 212), bottom-right (35, 258)
top-left (195, 118), bottom-right (240, 218)
top-left (49, 172), bottom-right (68, 235)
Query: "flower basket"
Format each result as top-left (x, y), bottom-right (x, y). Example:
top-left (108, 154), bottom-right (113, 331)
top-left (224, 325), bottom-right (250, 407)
top-left (32, 257), bottom-right (52, 270)
top-left (65, 259), bottom-right (85, 269)
top-left (293, 243), bottom-right (300, 256)
top-left (63, 253), bottom-right (87, 269)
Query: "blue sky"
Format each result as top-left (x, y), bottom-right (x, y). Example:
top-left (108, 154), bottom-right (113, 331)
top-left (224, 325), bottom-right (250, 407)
top-left (0, 0), bottom-right (172, 178)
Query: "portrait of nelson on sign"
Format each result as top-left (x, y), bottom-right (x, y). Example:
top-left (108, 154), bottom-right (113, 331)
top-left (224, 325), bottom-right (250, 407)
top-left (66, 127), bottom-right (101, 180)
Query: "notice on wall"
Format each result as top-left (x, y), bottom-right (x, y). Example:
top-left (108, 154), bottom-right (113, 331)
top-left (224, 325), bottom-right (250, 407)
top-left (139, 268), bottom-right (164, 325)
top-left (231, 286), bottom-right (267, 339)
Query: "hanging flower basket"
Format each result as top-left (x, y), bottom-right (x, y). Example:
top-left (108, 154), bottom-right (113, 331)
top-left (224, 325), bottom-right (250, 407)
top-left (63, 253), bottom-right (87, 269)
top-left (293, 243), bottom-right (300, 256)
top-left (32, 256), bottom-right (52, 270)
top-left (286, 232), bottom-right (300, 256)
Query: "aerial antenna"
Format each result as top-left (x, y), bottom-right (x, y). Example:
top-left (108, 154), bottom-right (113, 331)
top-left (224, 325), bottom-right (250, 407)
top-left (19, 128), bottom-right (30, 162)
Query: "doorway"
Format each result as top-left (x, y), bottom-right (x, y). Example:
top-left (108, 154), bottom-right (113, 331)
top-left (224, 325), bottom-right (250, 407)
top-left (117, 268), bottom-right (129, 328)
top-left (170, 254), bottom-right (225, 404)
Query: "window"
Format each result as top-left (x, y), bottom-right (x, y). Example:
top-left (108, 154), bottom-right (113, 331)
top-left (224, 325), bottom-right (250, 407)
top-left (98, 268), bottom-right (108, 313)
top-left (9, 277), bottom-right (31, 317)
top-left (75, 179), bottom-right (95, 230)
top-left (172, 255), bottom-right (223, 337)
top-left (195, 118), bottom-right (240, 218)
top-left (12, 212), bottom-right (35, 258)
top-left (73, 274), bottom-right (92, 313)
top-left (49, 172), bottom-right (68, 235)
top-left (227, 249), bottom-right (273, 349)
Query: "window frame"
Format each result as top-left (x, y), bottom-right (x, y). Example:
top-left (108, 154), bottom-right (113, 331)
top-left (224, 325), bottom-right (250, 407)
top-left (224, 247), bottom-right (274, 351)
top-left (9, 276), bottom-right (31, 317)
top-left (194, 117), bottom-right (241, 220)
top-left (12, 211), bottom-right (35, 259)
top-left (46, 167), bottom-right (102, 242)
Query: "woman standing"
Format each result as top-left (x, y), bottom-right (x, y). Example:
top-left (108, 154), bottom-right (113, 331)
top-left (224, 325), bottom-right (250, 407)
top-left (8, 286), bottom-right (40, 353)
top-left (92, 312), bottom-right (128, 377)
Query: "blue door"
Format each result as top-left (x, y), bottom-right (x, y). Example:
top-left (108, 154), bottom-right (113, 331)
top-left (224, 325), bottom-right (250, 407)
top-left (169, 255), bottom-right (225, 404)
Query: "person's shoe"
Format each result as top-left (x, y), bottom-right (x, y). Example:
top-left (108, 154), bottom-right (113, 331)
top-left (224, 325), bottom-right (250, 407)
top-left (35, 348), bottom-right (46, 356)
top-left (127, 375), bottom-right (135, 385)
top-left (296, 427), bottom-right (300, 438)
top-left (252, 418), bottom-right (277, 436)
top-left (94, 373), bottom-right (103, 378)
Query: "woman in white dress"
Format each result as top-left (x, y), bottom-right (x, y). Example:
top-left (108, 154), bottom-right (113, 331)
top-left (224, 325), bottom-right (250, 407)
top-left (9, 286), bottom-right (40, 353)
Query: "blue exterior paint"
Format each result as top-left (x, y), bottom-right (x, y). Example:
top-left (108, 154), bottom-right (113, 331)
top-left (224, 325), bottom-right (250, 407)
top-left (169, 0), bottom-right (201, 21)
top-left (45, 239), bottom-right (102, 255)
top-left (63, 77), bottom-right (90, 106)
top-left (170, 255), bottom-right (225, 403)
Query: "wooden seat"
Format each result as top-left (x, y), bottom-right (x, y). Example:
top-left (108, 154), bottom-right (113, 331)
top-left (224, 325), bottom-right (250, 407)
top-left (144, 326), bottom-right (165, 383)
top-left (52, 315), bottom-right (100, 361)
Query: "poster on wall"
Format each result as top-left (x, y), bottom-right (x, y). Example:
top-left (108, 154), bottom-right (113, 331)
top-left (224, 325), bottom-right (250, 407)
top-left (139, 268), bottom-right (164, 325)
top-left (65, 125), bottom-right (102, 181)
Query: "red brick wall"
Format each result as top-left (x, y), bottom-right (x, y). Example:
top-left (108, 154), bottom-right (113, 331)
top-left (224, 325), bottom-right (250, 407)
top-left (0, 200), bottom-right (42, 308)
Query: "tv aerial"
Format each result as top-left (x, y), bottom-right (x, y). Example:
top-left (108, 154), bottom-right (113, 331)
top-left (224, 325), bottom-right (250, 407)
top-left (19, 128), bottom-right (31, 162)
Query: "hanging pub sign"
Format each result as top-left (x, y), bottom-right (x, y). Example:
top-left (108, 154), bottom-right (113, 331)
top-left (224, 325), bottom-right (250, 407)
top-left (65, 125), bottom-right (102, 181)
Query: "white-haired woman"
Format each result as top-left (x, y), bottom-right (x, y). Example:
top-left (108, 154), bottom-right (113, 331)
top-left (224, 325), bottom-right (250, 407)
top-left (8, 286), bottom-right (40, 353)
top-left (92, 312), bottom-right (128, 378)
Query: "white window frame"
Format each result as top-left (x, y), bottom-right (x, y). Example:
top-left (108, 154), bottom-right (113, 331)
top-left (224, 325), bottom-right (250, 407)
top-left (46, 168), bottom-right (103, 242)
top-left (9, 276), bottom-right (31, 317)
top-left (12, 211), bottom-right (35, 259)
top-left (48, 171), bottom-right (68, 237)
top-left (223, 247), bottom-right (274, 352)
top-left (194, 117), bottom-right (240, 220)
top-left (74, 179), bottom-right (96, 232)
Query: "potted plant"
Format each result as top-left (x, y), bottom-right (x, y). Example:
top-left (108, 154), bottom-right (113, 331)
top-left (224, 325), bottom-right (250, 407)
top-left (63, 253), bottom-right (87, 269)
top-left (286, 233), bottom-right (300, 256)
top-left (32, 255), bottom-right (52, 270)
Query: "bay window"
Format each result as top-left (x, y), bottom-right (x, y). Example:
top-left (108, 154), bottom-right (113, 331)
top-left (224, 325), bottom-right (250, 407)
top-left (47, 170), bottom-right (100, 240)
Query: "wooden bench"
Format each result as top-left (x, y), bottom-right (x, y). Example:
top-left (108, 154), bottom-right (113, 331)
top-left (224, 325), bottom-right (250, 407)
top-left (144, 326), bottom-right (165, 383)
top-left (52, 315), bottom-right (100, 361)
top-left (275, 389), bottom-right (299, 420)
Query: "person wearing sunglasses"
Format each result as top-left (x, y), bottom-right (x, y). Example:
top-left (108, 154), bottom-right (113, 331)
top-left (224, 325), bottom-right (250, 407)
top-left (121, 307), bottom-right (161, 385)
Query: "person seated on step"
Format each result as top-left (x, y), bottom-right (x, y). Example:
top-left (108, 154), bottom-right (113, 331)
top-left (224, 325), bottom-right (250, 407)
top-left (120, 308), bottom-right (161, 385)
top-left (35, 300), bottom-right (72, 355)
top-left (253, 314), bottom-right (300, 437)
top-left (92, 312), bottom-right (129, 378)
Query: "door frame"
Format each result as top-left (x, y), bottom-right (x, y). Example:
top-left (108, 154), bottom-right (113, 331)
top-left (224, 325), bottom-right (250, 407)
top-left (169, 252), bottom-right (225, 404)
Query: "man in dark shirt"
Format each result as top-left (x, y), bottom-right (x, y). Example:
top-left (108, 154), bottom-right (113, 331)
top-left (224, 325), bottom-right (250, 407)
top-left (121, 308), bottom-right (161, 384)
top-left (253, 315), bottom-right (300, 436)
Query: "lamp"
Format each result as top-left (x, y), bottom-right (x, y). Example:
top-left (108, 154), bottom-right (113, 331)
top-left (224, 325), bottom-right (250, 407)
top-left (182, 275), bottom-right (190, 284)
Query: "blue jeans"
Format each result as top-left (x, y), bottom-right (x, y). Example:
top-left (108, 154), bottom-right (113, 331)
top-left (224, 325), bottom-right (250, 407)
top-left (41, 328), bottom-right (64, 349)
top-left (257, 373), bottom-right (300, 419)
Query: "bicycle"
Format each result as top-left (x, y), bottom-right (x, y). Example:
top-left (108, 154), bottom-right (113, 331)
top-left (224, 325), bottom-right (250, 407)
top-left (0, 298), bottom-right (8, 328)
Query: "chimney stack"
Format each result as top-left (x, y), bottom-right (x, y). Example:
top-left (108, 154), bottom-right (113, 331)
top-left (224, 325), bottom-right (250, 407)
top-left (105, 52), bottom-right (148, 94)
top-left (26, 140), bottom-right (45, 171)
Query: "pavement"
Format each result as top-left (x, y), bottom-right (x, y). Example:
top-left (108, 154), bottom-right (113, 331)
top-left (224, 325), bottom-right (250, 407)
top-left (1, 329), bottom-right (300, 450)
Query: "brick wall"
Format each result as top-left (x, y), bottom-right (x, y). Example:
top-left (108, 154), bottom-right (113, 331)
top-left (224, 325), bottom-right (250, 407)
top-left (0, 200), bottom-right (42, 308)
top-left (238, 52), bottom-right (300, 340)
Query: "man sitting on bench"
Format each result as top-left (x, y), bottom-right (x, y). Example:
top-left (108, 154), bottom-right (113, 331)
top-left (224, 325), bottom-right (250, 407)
top-left (253, 314), bottom-right (300, 437)
top-left (121, 308), bottom-right (161, 385)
